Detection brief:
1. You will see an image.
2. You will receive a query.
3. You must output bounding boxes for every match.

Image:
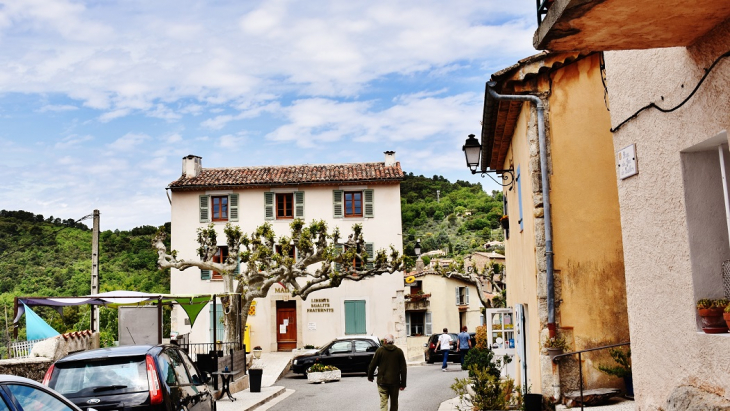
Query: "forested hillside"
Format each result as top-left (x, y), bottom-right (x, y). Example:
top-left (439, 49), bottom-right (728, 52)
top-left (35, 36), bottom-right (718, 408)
top-left (0, 174), bottom-right (502, 352)
top-left (400, 173), bottom-right (504, 259)
top-left (0, 210), bottom-right (170, 349)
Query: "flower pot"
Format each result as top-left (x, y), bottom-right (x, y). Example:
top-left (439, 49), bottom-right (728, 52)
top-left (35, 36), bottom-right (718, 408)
top-left (307, 370), bottom-right (341, 384)
top-left (698, 308), bottom-right (728, 333)
top-left (723, 312), bottom-right (730, 330)
top-left (547, 348), bottom-right (562, 361)
top-left (500, 218), bottom-right (509, 230)
top-left (252, 349), bottom-right (262, 359)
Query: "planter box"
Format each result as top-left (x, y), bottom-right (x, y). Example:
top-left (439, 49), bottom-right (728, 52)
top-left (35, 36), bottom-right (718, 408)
top-left (307, 370), bottom-right (341, 384)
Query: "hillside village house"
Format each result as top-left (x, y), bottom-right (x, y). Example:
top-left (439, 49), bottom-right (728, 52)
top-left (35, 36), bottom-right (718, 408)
top-left (478, 51), bottom-right (629, 398)
top-left (534, 1), bottom-right (730, 408)
top-left (167, 153), bottom-right (406, 352)
top-left (403, 268), bottom-right (481, 361)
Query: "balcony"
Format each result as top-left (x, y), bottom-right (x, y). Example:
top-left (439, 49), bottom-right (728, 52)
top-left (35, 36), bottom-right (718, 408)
top-left (404, 293), bottom-right (431, 311)
top-left (534, 0), bottom-right (730, 51)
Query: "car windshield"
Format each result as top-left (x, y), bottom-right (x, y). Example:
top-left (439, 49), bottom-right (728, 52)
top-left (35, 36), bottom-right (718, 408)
top-left (49, 356), bottom-right (148, 397)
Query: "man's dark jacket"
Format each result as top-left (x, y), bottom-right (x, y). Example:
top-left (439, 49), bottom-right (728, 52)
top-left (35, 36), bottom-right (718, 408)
top-left (367, 343), bottom-right (407, 388)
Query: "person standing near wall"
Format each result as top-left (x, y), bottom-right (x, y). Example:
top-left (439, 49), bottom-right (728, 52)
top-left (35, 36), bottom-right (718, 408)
top-left (368, 334), bottom-right (407, 411)
top-left (438, 328), bottom-right (452, 371)
top-left (457, 326), bottom-right (472, 368)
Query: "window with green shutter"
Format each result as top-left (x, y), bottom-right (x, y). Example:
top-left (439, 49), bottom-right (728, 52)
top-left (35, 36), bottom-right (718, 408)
top-left (294, 191), bottom-right (305, 218)
top-left (209, 305), bottom-right (225, 342)
top-left (334, 243), bottom-right (344, 272)
top-left (365, 242), bottom-right (374, 269)
top-left (201, 269), bottom-right (211, 280)
top-left (333, 190), bottom-right (343, 218)
top-left (363, 189), bottom-right (374, 218)
top-left (344, 300), bottom-right (366, 334)
top-left (264, 192), bottom-right (275, 220)
top-left (229, 193), bottom-right (239, 222)
top-left (199, 195), bottom-right (209, 223)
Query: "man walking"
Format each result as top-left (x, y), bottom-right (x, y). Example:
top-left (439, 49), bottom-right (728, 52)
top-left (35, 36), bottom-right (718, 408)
top-left (457, 326), bottom-right (472, 369)
top-left (368, 334), bottom-right (407, 411)
top-left (438, 328), bottom-right (452, 371)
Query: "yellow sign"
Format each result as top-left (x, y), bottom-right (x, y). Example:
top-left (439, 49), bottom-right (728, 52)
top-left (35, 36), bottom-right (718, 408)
top-left (405, 276), bottom-right (416, 284)
top-left (248, 301), bottom-right (257, 316)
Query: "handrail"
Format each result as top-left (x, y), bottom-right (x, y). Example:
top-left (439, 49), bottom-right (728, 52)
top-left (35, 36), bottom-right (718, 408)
top-left (552, 341), bottom-right (631, 411)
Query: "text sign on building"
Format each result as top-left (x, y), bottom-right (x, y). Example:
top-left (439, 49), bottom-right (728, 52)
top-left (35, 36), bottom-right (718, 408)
top-left (617, 144), bottom-right (638, 180)
top-left (307, 298), bottom-right (334, 313)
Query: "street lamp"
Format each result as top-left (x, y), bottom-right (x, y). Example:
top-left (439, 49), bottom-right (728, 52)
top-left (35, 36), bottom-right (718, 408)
top-left (414, 239), bottom-right (421, 257)
top-left (462, 133), bottom-right (516, 190)
top-left (462, 134), bottom-right (482, 174)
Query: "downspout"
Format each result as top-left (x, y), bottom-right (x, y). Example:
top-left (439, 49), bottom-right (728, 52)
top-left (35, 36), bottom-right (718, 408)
top-left (485, 81), bottom-right (556, 337)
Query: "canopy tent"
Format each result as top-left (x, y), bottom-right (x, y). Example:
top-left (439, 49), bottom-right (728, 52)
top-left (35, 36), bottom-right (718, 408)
top-left (13, 291), bottom-right (237, 344)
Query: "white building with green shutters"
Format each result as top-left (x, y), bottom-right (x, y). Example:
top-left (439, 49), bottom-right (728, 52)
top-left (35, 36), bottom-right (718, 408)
top-left (167, 152), bottom-right (406, 351)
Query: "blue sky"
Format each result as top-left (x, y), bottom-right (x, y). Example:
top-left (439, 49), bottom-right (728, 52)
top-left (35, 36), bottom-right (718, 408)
top-left (0, 0), bottom-right (537, 230)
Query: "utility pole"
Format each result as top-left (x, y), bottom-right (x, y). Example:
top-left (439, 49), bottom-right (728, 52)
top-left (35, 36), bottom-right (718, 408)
top-left (91, 210), bottom-right (100, 332)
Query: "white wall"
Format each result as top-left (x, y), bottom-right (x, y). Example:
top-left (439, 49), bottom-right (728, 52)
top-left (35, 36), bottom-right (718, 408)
top-left (170, 182), bottom-right (405, 351)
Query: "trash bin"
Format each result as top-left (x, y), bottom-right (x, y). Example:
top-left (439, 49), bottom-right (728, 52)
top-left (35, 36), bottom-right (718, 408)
top-left (524, 393), bottom-right (543, 411)
top-left (249, 368), bottom-right (263, 393)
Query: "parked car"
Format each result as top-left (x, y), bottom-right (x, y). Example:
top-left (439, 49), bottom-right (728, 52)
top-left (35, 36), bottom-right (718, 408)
top-left (423, 333), bottom-right (461, 364)
top-left (291, 337), bottom-right (380, 374)
top-left (43, 344), bottom-right (216, 411)
top-left (0, 374), bottom-right (88, 411)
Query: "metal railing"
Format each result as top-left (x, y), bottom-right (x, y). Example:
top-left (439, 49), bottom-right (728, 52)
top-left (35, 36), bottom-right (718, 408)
top-left (552, 341), bottom-right (631, 410)
top-left (536, 0), bottom-right (553, 24)
top-left (177, 341), bottom-right (241, 362)
top-left (9, 338), bottom-right (47, 359)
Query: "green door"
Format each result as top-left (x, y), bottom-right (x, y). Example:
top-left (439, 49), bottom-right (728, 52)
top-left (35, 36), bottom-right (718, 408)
top-left (344, 300), bottom-right (366, 334)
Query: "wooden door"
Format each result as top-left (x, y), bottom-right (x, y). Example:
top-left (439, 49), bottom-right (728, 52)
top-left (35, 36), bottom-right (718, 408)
top-left (276, 301), bottom-right (297, 351)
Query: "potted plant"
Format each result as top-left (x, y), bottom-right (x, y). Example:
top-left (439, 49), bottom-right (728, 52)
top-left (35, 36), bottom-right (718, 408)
top-left (723, 304), bottom-right (730, 330)
top-left (598, 348), bottom-right (633, 398)
top-left (500, 215), bottom-right (509, 230)
top-left (252, 346), bottom-right (263, 359)
top-left (697, 299), bottom-right (729, 333)
top-left (306, 363), bottom-right (341, 384)
top-left (542, 334), bottom-right (569, 360)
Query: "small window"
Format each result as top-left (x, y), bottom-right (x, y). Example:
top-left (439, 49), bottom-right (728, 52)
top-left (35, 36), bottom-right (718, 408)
top-left (410, 280), bottom-right (422, 294)
top-left (211, 246), bottom-right (229, 280)
top-left (275, 244), bottom-right (296, 261)
top-left (329, 341), bottom-right (352, 354)
top-left (406, 312), bottom-right (426, 336)
top-left (277, 193), bottom-right (294, 219)
top-left (456, 286), bottom-right (470, 305)
top-left (344, 192), bottom-right (363, 217)
top-left (212, 196), bottom-right (228, 221)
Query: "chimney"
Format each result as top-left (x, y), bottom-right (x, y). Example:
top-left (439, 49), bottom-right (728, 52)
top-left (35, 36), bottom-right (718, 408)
top-left (182, 155), bottom-right (202, 178)
top-left (384, 151), bottom-right (396, 166)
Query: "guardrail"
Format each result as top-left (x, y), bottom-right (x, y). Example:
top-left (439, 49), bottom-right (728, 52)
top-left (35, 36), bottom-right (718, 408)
top-left (552, 341), bottom-right (631, 410)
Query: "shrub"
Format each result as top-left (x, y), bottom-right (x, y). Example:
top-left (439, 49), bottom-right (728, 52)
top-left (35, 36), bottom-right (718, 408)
top-left (597, 348), bottom-right (631, 378)
top-left (307, 363), bottom-right (339, 373)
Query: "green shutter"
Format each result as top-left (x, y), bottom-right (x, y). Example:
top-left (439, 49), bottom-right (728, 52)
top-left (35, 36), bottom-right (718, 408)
top-left (233, 257), bottom-right (240, 275)
top-left (199, 195), bottom-right (210, 223)
top-left (210, 305), bottom-right (225, 342)
top-left (333, 190), bottom-right (343, 218)
top-left (294, 191), bottom-right (305, 218)
top-left (201, 269), bottom-right (212, 280)
top-left (334, 243), bottom-right (344, 272)
top-left (365, 242), bottom-right (374, 269)
top-left (363, 189), bottom-right (374, 218)
top-left (229, 193), bottom-right (239, 222)
top-left (345, 300), bottom-right (366, 334)
top-left (264, 192), bottom-right (275, 220)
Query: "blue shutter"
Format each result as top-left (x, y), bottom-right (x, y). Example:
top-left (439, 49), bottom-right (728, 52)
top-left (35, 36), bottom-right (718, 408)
top-left (345, 300), bottom-right (366, 334)
top-left (333, 190), bottom-right (343, 218)
top-left (201, 269), bottom-right (211, 280)
top-left (210, 306), bottom-right (225, 342)
top-left (363, 189), bottom-right (374, 218)
top-left (229, 194), bottom-right (239, 222)
top-left (517, 165), bottom-right (523, 232)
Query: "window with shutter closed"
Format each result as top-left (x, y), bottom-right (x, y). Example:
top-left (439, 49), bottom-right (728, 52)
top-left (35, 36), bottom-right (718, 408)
top-left (264, 192), bottom-right (275, 220)
top-left (363, 189), bottom-right (374, 218)
top-left (199, 195), bottom-right (209, 223)
top-left (365, 242), bottom-right (374, 269)
top-left (229, 193), bottom-right (239, 222)
top-left (294, 191), bottom-right (305, 218)
top-left (333, 190), bottom-right (343, 218)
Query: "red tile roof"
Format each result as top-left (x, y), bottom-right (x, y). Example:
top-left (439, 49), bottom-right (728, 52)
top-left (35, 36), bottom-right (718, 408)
top-left (169, 162), bottom-right (404, 190)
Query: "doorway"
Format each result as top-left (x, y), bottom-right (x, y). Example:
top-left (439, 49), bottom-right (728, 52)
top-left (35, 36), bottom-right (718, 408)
top-left (276, 300), bottom-right (297, 351)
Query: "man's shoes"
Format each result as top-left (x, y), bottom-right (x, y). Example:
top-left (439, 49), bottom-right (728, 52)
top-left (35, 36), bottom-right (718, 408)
top-left (442, 368), bottom-right (447, 372)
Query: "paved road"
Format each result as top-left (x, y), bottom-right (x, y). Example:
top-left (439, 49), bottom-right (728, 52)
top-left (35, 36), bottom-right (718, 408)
top-left (267, 363), bottom-right (468, 411)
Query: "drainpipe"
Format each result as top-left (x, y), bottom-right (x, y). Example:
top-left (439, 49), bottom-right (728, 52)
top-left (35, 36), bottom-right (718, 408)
top-left (485, 81), bottom-right (556, 337)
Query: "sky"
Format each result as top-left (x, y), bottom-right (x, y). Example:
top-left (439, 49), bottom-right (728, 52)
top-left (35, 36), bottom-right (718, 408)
top-left (0, 0), bottom-right (538, 230)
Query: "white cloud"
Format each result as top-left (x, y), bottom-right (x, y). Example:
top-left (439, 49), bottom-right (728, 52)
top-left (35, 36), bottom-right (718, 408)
top-left (39, 104), bottom-right (78, 112)
top-left (218, 133), bottom-right (248, 149)
top-left (108, 132), bottom-right (150, 152)
top-left (54, 134), bottom-right (93, 149)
